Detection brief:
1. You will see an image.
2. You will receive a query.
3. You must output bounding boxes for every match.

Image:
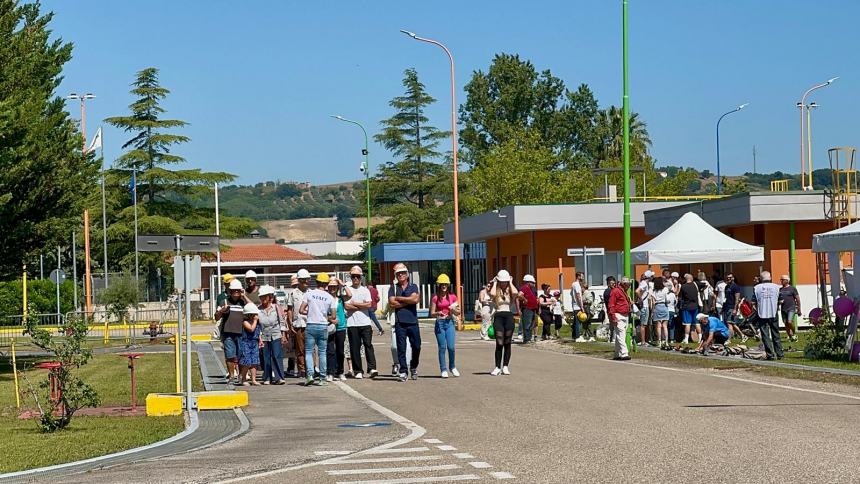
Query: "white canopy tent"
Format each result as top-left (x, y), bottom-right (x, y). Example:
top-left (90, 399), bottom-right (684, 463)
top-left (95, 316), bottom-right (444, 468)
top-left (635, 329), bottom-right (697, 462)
top-left (812, 220), bottom-right (860, 253)
top-left (631, 212), bottom-right (764, 264)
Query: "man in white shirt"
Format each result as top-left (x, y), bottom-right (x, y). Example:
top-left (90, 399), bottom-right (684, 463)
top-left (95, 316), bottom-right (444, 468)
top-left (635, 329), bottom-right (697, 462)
top-left (570, 272), bottom-right (584, 341)
top-left (299, 272), bottom-right (338, 385)
top-left (636, 270), bottom-right (655, 345)
top-left (752, 271), bottom-right (784, 360)
top-left (345, 266), bottom-right (377, 379)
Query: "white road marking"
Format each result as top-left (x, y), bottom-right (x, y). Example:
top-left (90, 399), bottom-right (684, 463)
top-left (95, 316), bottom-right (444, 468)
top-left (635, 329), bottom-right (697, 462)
top-left (335, 475), bottom-right (480, 484)
top-left (468, 462), bottom-right (492, 469)
top-left (316, 451), bottom-right (353, 456)
top-left (327, 464), bottom-right (461, 475)
top-left (490, 471), bottom-right (515, 479)
top-left (366, 447), bottom-right (430, 454)
top-left (423, 438), bottom-right (443, 444)
top-left (327, 456), bottom-right (442, 465)
top-left (436, 445), bottom-right (457, 451)
top-left (451, 453), bottom-right (474, 459)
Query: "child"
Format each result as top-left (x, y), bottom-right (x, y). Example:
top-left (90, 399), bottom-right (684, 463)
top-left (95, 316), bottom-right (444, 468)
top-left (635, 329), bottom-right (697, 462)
top-left (239, 303), bottom-right (261, 386)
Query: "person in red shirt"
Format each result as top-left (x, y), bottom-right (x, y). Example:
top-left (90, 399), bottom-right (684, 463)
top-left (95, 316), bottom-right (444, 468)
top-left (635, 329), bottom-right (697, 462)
top-left (608, 277), bottom-right (633, 360)
top-left (366, 280), bottom-right (384, 335)
top-left (518, 275), bottom-right (540, 343)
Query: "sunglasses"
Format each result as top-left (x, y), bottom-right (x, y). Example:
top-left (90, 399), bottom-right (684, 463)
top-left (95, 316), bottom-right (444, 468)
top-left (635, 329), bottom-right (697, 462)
top-left (396, 271), bottom-right (408, 276)
top-left (350, 274), bottom-right (362, 279)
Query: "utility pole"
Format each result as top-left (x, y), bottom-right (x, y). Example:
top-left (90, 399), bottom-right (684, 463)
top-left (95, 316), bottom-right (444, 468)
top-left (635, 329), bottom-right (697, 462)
top-left (752, 145), bottom-right (757, 174)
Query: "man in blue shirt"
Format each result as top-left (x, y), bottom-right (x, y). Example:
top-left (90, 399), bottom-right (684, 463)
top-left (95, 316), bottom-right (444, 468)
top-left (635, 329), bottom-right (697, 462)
top-left (388, 263), bottom-right (421, 381)
top-left (696, 313), bottom-right (730, 352)
top-left (722, 273), bottom-right (745, 342)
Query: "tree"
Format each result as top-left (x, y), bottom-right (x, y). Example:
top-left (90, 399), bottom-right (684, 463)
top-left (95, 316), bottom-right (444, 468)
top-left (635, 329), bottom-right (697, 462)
top-left (336, 215), bottom-right (355, 238)
top-left (0, 1), bottom-right (101, 277)
top-left (373, 68), bottom-right (451, 208)
top-left (105, 68), bottom-right (234, 203)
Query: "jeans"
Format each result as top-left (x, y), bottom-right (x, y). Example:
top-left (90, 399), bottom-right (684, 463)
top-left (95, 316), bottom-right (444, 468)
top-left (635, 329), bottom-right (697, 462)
top-left (390, 324), bottom-right (411, 369)
top-left (348, 325), bottom-right (377, 374)
top-left (395, 322), bottom-right (421, 374)
top-left (757, 317), bottom-right (784, 359)
top-left (261, 338), bottom-right (285, 382)
top-left (434, 318), bottom-right (456, 372)
top-left (305, 324), bottom-right (328, 379)
top-left (613, 313), bottom-right (629, 358)
top-left (521, 308), bottom-right (536, 343)
top-left (368, 310), bottom-right (383, 333)
top-left (326, 329), bottom-right (347, 377)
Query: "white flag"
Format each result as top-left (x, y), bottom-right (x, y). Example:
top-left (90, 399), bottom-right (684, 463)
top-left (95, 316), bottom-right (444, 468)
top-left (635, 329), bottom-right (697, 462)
top-left (87, 126), bottom-right (103, 152)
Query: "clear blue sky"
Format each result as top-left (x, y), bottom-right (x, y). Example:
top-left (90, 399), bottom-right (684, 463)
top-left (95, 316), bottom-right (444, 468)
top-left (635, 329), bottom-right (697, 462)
top-left (45, 0), bottom-right (860, 185)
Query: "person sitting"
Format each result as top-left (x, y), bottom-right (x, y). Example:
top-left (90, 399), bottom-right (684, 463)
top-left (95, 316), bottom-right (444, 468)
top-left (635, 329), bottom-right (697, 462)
top-left (695, 313), bottom-right (730, 353)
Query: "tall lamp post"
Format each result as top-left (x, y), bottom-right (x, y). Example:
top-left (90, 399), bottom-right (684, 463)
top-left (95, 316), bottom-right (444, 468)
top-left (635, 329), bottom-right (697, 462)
top-left (716, 103), bottom-right (749, 195)
top-left (400, 29), bottom-right (463, 308)
top-left (805, 102), bottom-right (819, 188)
top-left (67, 93), bottom-right (96, 153)
top-left (798, 77), bottom-right (837, 190)
top-left (621, 2), bottom-right (631, 281)
top-left (331, 115), bottom-right (372, 282)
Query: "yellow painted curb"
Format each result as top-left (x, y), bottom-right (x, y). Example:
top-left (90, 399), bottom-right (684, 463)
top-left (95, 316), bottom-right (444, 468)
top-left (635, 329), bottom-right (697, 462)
top-left (196, 390), bottom-right (248, 410)
top-left (191, 334), bottom-right (214, 342)
top-left (461, 324), bottom-right (480, 331)
top-left (146, 393), bottom-right (183, 416)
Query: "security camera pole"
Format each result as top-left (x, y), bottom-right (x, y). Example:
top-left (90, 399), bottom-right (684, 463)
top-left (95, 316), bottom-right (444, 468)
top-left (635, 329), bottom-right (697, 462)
top-left (331, 115), bottom-right (372, 281)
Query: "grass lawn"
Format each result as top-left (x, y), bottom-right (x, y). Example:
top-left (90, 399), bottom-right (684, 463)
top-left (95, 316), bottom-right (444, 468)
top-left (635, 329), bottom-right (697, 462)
top-left (0, 352), bottom-right (202, 473)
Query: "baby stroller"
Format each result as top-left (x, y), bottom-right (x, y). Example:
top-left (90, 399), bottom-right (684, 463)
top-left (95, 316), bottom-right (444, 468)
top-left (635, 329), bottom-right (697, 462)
top-left (736, 298), bottom-right (760, 339)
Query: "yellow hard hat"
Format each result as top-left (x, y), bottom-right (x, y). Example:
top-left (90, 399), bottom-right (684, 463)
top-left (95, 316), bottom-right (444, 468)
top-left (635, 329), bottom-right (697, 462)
top-left (222, 273), bottom-right (235, 283)
top-left (436, 274), bottom-right (451, 284)
top-left (577, 311), bottom-right (589, 322)
top-left (316, 272), bottom-right (330, 284)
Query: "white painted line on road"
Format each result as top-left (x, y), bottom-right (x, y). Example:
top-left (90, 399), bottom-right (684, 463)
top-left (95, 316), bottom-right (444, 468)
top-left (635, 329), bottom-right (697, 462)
top-left (436, 445), bottom-right (457, 451)
top-left (327, 456), bottom-right (443, 465)
top-left (327, 464), bottom-right (461, 475)
top-left (452, 453), bottom-right (474, 459)
top-left (316, 450), bottom-right (353, 456)
top-left (366, 447), bottom-right (430, 454)
top-left (336, 475), bottom-right (480, 484)
top-left (468, 462), bottom-right (492, 469)
top-left (490, 471), bottom-right (515, 479)
top-left (423, 438), bottom-right (443, 444)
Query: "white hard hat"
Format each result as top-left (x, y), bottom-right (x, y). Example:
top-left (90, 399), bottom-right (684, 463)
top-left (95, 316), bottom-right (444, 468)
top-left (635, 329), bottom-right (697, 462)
top-left (671, 272), bottom-right (679, 278)
top-left (349, 265), bottom-right (364, 276)
top-left (243, 303), bottom-right (259, 315)
top-left (296, 269), bottom-right (311, 279)
top-left (245, 270), bottom-right (258, 279)
top-left (393, 263), bottom-right (409, 274)
top-left (496, 270), bottom-right (512, 282)
top-left (696, 313), bottom-right (709, 321)
top-left (643, 270), bottom-right (655, 278)
top-left (258, 285), bottom-right (275, 297)
top-left (228, 280), bottom-right (243, 290)
top-left (523, 274), bottom-right (535, 283)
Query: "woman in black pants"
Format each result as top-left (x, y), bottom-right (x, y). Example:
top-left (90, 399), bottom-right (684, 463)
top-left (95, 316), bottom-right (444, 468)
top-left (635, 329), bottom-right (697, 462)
top-left (490, 270), bottom-right (519, 376)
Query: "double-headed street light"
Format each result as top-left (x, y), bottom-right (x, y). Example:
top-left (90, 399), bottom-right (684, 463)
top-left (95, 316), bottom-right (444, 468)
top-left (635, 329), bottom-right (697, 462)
top-left (798, 77), bottom-right (837, 190)
top-left (399, 29), bottom-right (463, 308)
top-left (68, 92), bottom-right (96, 153)
top-left (331, 115), bottom-right (372, 281)
top-left (715, 103), bottom-right (749, 195)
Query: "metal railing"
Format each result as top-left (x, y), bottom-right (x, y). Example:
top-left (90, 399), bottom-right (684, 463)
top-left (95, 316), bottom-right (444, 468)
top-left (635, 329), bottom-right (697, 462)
top-left (770, 179), bottom-right (790, 192)
top-left (588, 195), bottom-right (727, 203)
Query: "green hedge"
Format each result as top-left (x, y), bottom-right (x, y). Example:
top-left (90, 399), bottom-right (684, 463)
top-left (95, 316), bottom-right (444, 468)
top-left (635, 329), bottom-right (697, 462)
top-left (0, 279), bottom-right (76, 317)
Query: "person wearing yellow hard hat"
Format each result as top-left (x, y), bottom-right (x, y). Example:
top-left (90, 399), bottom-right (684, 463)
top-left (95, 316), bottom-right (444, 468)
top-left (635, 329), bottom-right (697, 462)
top-left (298, 272), bottom-right (338, 386)
top-left (389, 262), bottom-right (421, 381)
top-left (214, 273), bottom-right (236, 339)
top-left (430, 273), bottom-right (460, 378)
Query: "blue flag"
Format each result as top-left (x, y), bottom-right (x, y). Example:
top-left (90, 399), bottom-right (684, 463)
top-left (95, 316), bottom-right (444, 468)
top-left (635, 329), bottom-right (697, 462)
top-left (128, 170), bottom-right (136, 197)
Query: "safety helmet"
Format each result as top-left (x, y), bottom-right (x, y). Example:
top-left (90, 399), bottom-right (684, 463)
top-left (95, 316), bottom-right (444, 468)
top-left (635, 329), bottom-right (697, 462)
top-left (228, 280), bottom-right (243, 291)
top-left (436, 274), bottom-right (451, 284)
top-left (296, 269), bottom-right (311, 279)
top-left (242, 303), bottom-right (259, 315)
top-left (523, 274), bottom-right (535, 283)
top-left (577, 311), bottom-right (589, 322)
top-left (496, 270), bottom-right (512, 282)
top-left (328, 277), bottom-right (341, 287)
top-left (393, 263), bottom-right (409, 274)
top-left (222, 273), bottom-right (235, 283)
top-left (316, 272), bottom-right (330, 284)
top-left (349, 265), bottom-right (364, 276)
top-left (696, 313), bottom-right (709, 321)
top-left (258, 285), bottom-right (275, 297)
top-left (245, 270), bottom-right (258, 279)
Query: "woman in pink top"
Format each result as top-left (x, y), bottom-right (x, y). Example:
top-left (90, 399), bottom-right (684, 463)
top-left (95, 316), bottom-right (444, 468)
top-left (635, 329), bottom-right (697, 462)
top-left (430, 274), bottom-right (459, 378)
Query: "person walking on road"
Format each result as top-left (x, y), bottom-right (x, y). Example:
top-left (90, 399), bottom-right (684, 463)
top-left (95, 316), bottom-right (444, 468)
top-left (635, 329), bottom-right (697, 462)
top-left (326, 277), bottom-right (350, 382)
top-left (243, 270), bottom-right (261, 305)
top-left (257, 285), bottom-right (286, 385)
top-left (389, 263), bottom-right (421, 382)
top-left (238, 303), bottom-right (261, 386)
top-left (299, 272), bottom-right (338, 386)
top-left (430, 274), bottom-right (460, 378)
top-left (753, 271), bottom-right (784, 360)
top-left (477, 281), bottom-right (494, 341)
top-left (215, 279), bottom-right (245, 383)
top-left (778, 275), bottom-right (801, 342)
top-left (345, 266), bottom-right (378, 379)
top-left (518, 274), bottom-right (539, 344)
top-left (490, 270), bottom-right (518, 375)
top-left (608, 277), bottom-right (632, 360)
top-left (287, 269), bottom-right (311, 378)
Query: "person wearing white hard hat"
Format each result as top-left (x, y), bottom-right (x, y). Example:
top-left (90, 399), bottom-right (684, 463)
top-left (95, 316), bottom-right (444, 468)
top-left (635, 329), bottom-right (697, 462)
top-left (635, 270), bottom-right (655, 346)
top-left (389, 262), bottom-right (421, 381)
top-left (215, 279), bottom-right (246, 383)
top-left (489, 269), bottom-right (518, 375)
top-left (518, 274), bottom-right (539, 344)
top-left (345, 266), bottom-right (378, 379)
top-left (244, 270), bottom-right (261, 305)
top-left (325, 277), bottom-right (351, 382)
top-left (238, 303), bottom-right (262, 386)
top-left (257, 285), bottom-right (286, 384)
top-left (286, 269), bottom-right (312, 377)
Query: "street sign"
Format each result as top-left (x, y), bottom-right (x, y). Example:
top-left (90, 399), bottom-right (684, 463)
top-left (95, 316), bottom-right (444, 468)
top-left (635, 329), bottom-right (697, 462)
top-left (49, 269), bottom-right (66, 285)
top-left (137, 235), bottom-right (220, 253)
top-left (566, 247), bottom-right (605, 257)
top-left (173, 256), bottom-right (202, 291)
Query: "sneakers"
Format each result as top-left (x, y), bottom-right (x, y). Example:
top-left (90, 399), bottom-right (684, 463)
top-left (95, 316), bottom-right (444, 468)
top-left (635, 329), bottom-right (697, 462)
top-left (355, 373), bottom-right (364, 379)
top-left (410, 370), bottom-right (419, 380)
top-left (441, 371), bottom-right (449, 378)
top-left (398, 373), bottom-right (408, 382)
top-left (575, 336), bottom-right (588, 343)
top-left (325, 375), bottom-right (333, 382)
top-left (588, 337), bottom-right (596, 342)
top-left (272, 379), bottom-right (285, 385)
top-left (613, 355), bottom-right (631, 361)
top-left (682, 337), bottom-right (689, 344)
top-left (369, 370), bottom-right (378, 379)
top-left (392, 365), bottom-right (399, 376)
top-left (305, 377), bottom-right (314, 386)
top-left (451, 368), bottom-right (460, 377)
top-left (490, 367), bottom-right (502, 376)
top-left (741, 335), bottom-right (749, 343)
top-left (315, 379), bottom-right (328, 386)
top-left (339, 374), bottom-right (346, 381)
top-left (501, 366), bottom-right (511, 375)
top-left (261, 380), bottom-right (270, 385)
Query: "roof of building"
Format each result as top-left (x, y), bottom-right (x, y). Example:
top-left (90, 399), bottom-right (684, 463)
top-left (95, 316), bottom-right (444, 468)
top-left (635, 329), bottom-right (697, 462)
top-left (220, 243), bottom-right (312, 263)
top-left (371, 242), bottom-right (484, 262)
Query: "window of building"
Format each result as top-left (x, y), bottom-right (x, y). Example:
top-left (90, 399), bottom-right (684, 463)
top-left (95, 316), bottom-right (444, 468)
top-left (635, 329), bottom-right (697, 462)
top-left (573, 251), bottom-right (624, 287)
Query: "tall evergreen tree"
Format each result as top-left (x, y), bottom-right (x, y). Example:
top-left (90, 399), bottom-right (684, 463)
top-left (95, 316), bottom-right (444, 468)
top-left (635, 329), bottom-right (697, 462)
top-left (0, 0), bottom-right (100, 277)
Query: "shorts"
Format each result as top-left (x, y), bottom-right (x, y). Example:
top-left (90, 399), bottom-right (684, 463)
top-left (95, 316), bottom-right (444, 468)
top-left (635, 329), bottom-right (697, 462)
top-left (222, 332), bottom-right (241, 361)
top-left (681, 309), bottom-right (698, 325)
top-left (637, 306), bottom-right (651, 326)
top-left (722, 307), bottom-right (736, 324)
top-left (781, 309), bottom-right (796, 326)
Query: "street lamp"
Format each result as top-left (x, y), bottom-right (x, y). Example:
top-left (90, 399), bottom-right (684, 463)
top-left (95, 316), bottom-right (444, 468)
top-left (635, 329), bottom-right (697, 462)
top-left (330, 115), bottom-right (372, 281)
top-left (67, 92), bottom-right (96, 153)
top-left (716, 103), bottom-right (749, 195)
top-left (400, 29), bottom-right (464, 309)
top-left (798, 77), bottom-right (837, 190)
top-left (806, 102), bottom-right (819, 189)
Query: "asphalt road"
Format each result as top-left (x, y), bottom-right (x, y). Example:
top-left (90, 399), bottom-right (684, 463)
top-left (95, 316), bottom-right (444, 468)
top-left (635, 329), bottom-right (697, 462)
top-left (50, 326), bottom-right (860, 483)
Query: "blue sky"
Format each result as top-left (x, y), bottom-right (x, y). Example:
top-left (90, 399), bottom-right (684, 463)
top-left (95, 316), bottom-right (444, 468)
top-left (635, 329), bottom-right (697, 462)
top-left (45, 0), bottom-right (860, 185)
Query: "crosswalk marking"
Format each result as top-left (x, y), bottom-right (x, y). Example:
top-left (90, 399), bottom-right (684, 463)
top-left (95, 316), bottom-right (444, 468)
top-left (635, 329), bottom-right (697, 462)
top-left (436, 445), bottom-right (457, 451)
top-left (327, 464), bottom-right (461, 476)
top-left (335, 475), bottom-right (480, 484)
top-left (366, 447), bottom-right (430, 454)
top-left (326, 456), bottom-right (442, 465)
top-left (490, 471), bottom-right (515, 479)
top-left (316, 451), bottom-right (353, 456)
top-left (468, 462), bottom-right (492, 469)
top-left (423, 438), bottom-right (443, 444)
top-left (451, 453), bottom-right (474, 459)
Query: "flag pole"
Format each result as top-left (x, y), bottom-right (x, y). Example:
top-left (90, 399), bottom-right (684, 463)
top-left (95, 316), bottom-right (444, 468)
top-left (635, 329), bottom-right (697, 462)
top-left (215, 182), bottom-right (222, 296)
top-left (100, 129), bottom-right (108, 289)
top-left (133, 168), bottom-right (140, 297)
top-left (84, 209), bottom-right (93, 314)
